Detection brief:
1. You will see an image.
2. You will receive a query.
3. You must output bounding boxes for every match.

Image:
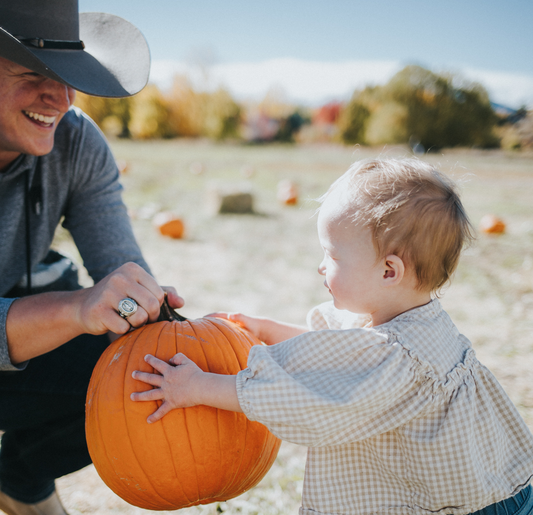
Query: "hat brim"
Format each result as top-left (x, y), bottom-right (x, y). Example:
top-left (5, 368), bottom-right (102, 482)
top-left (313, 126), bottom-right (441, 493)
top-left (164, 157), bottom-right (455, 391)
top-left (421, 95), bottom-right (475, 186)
top-left (0, 12), bottom-right (150, 97)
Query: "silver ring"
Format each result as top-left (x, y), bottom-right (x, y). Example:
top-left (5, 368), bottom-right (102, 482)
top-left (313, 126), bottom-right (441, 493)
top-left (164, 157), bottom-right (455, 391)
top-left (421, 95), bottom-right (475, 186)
top-left (118, 298), bottom-right (138, 319)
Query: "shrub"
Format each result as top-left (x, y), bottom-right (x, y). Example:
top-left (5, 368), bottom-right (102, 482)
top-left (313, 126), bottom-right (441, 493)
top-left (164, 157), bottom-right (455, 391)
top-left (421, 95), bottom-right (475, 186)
top-left (338, 65), bottom-right (498, 149)
top-left (337, 97), bottom-right (370, 144)
top-left (74, 93), bottom-right (131, 138)
top-left (129, 84), bottom-right (175, 139)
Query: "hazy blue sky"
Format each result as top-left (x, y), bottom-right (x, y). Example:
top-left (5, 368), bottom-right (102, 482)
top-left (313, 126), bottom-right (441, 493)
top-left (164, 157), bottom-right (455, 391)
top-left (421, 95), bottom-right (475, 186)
top-left (79, 0), bottom-right (533, 106)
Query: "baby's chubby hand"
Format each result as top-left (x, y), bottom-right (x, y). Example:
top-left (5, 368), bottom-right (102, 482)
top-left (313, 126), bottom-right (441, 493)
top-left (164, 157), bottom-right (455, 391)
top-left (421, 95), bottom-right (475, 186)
top-left (208, 312), bottom-right (308, 346)
top-left (131, 353), bottom-right (204, 423)
top-left (207, 312), bottom-right (269, 343)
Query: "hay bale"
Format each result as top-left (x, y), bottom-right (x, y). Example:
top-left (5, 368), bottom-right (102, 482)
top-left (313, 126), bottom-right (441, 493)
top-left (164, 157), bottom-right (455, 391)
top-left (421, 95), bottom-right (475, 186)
top-left (207, 182), bottom-right (255, 214)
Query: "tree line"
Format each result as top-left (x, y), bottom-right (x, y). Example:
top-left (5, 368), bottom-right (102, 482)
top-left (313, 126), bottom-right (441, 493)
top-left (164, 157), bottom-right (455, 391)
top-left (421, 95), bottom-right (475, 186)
top-left (74, 65), bottom-right (531, 150)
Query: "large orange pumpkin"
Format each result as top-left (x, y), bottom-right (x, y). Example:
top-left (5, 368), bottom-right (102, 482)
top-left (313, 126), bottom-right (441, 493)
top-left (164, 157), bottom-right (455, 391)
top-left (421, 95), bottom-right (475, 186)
top-left (86, 303), bottom-right (281, 511)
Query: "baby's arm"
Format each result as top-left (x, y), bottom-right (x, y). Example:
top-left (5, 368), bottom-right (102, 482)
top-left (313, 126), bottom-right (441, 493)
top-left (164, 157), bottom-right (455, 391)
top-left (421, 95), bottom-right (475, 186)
top-left (131, 353), bottom-right (242, 423)
top-left (209, 312), bottom-right (308, 345)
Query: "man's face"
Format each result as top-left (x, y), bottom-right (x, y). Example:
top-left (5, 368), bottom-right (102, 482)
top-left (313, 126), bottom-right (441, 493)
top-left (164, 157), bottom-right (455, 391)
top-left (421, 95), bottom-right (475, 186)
top-left (0, 56), bottom-right (76, 171)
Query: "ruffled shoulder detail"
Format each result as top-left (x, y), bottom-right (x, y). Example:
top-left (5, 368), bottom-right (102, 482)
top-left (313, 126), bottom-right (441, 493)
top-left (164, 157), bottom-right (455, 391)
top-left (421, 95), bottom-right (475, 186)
top-left (413, 346), bottom-right (478, 405)
top-left (382, 322), bottom-right (479, 406)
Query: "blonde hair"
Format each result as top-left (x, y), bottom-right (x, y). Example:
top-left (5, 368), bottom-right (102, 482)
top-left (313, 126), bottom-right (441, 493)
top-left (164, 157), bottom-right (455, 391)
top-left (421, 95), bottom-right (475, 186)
top-left (322, 158), bottom-right (474, 293)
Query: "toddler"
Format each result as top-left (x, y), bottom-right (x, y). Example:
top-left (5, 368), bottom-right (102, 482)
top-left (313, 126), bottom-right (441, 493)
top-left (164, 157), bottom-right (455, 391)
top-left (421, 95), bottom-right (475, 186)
top-left (132, 158), bottom-right (533, 515)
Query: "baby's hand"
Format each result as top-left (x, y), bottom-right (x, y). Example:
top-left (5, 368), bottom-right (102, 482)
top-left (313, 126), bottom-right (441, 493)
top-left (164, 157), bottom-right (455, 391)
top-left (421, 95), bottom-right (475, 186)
top-left (131, 353), bottom-right (204, 423)
top-left (208, 312), bottom-right (307, 346)
top-left (207, 312), bottom-right (267, 342)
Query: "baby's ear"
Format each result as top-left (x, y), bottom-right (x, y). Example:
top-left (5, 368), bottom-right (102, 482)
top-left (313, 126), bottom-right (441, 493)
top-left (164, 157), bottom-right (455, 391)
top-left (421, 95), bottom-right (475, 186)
top-left (382, 255), bottom-right (405, 285)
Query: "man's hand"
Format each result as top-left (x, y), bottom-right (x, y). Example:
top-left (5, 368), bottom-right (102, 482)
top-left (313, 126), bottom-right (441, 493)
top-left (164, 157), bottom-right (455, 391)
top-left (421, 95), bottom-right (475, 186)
top-left (5, 262), bottom-right (185, 364)
top-left (71, 263), bottom-right (184, 336)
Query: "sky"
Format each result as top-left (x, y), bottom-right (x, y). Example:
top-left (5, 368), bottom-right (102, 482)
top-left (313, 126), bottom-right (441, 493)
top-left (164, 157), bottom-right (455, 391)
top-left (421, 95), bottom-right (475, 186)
top-left (79, 0), bottom-right (533, 108)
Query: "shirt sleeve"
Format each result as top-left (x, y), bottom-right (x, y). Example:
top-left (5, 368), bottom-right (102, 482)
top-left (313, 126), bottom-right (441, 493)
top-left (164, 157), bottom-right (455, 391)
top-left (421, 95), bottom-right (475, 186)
top-left (60, 111), bottom-right (150, 283)
top-left (0, 298), bottom-right (27, 371)
top-left (236, 328), bottom-right (427, 447)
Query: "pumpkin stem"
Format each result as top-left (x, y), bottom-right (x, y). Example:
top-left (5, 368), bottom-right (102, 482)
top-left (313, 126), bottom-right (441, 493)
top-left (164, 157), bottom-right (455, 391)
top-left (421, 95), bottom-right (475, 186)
top-left (158, 294), bottom-right (187, 322)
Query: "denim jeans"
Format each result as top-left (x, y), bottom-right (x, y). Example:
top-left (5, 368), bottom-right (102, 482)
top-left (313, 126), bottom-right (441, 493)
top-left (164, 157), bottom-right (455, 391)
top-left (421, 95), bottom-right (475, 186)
top-left (470, 485), bottom-right (533, 515)
top-left (0, 332), bottom-right (110, 503)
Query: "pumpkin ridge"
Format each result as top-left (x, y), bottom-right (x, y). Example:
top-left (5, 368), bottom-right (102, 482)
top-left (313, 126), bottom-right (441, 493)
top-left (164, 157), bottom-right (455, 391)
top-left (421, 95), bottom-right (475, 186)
top-left (212, 318), bottom-right (253, 370)
top-left (209, 319), bottom-right (255, 498)
top-left (95, 332), bottom-right (166, 508)
top-left (163, 320), bottom-right (197, 506)
top-left (159, 320), bottom-right (200, 507)
top-left (190, 321), bottom-right (212, 372)
top-left (214, 319), bottom-right (243, 373)
top-left (242, 424), bottom-right (280, 491)
top-left (214, 332), bottom-right (241, 497)
top-left (182, 403), bottom-right (204, 504)
top-left (210, 320), bottom-right (248, 496)
top-left (115, 331), bottom-right (159, 506)
top-left (215, 410), bottom-right (243, 499)
top-left (207, 318), bottom-right (270, 498)
top-left (188, 319), bottom-right (248, 501)
top-left (222, 404), bottom-right (250, 498)
top-left (187, 320), bottom-right (229, 501)
top-left (123, 323), bottom-right (177, 508)
top-left (88, 347), bottom-right (119, 493)
top-left (214, 406), bottom-right (226, 495)
top-left (176, 320), bottom-right (206, 505)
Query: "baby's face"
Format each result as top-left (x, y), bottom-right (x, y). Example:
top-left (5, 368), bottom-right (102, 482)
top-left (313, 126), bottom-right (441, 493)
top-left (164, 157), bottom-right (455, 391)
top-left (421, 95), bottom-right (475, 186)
top-left (317, 191), bottom-right (384, 315)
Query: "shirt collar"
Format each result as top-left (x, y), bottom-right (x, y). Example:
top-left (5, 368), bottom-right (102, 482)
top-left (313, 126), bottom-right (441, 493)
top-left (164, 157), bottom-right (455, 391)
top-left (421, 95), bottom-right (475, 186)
top-left (0, 154), bottom-right (38, 182)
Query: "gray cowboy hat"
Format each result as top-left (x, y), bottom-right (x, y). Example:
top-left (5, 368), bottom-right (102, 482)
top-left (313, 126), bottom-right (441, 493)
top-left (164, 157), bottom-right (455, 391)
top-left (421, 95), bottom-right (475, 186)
top-left (0, 0), bottom-right (150, 97)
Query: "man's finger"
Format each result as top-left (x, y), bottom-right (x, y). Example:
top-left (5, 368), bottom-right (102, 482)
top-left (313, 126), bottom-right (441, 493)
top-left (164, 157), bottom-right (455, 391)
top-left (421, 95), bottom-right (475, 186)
top-left (162, 286), bottom-right (185, 309)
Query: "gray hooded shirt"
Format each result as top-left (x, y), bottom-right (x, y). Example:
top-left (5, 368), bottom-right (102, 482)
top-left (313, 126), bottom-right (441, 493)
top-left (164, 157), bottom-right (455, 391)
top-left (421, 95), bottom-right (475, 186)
top-left (0, 107), bottom-right (149, 370)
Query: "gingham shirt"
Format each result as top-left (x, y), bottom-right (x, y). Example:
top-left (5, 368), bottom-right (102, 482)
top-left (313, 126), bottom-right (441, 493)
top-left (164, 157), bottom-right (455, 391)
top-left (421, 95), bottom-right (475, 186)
top-left (236, 299), bottom-right (533, 515)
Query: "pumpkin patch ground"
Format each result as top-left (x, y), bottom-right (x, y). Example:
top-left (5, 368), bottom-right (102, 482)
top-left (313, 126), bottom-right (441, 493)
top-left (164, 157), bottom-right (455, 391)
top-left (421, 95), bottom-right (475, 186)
top-left (52, 141), bottom-right (533, 514)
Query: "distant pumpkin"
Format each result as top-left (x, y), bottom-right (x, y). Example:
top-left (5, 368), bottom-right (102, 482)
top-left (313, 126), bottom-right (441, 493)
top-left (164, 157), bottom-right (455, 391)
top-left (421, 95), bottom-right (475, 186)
top-left (116, 159), bottom-right (129, 175)
top-left (480, 214), bottom-right (506, 235)
top-left (86, 303), bottom-right (281, 511)
top-left (277, 180), bottom-right (298, 205)
top-left (153, 212), bottom-right (185, 239)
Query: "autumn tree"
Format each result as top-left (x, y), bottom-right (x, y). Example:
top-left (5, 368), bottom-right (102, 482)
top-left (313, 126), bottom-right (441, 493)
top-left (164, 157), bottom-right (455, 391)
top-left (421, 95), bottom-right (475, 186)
top-left (339, 65), bottom-right (498, 149)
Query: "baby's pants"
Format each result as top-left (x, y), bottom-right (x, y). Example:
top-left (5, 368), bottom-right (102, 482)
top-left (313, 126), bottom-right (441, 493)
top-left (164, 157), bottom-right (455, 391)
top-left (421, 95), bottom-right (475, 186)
top-left (470, 485), bottom-right (533, 515)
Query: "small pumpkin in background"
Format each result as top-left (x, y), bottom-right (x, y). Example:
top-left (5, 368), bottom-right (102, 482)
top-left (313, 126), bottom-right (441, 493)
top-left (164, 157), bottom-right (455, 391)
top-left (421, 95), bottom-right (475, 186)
top-left (189, 161), bottom-right (205, 175)
top-left (153, 211), bottom-right (185, 239)
top-left (277, 180), bottom-right (298, 205)
top-left (116, 159), bottom-right (129, 175)
top-left (480, 214), bottom-right (506, 235)
top-left (85, 302), bottom-right (281, 511)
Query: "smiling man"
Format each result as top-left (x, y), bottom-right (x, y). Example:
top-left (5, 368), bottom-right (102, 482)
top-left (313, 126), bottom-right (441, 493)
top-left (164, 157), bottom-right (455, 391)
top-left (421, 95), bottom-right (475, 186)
top-left (0, 2), bottom-right (183, 514)
top-left (0, 58), bottom-right (76, 168)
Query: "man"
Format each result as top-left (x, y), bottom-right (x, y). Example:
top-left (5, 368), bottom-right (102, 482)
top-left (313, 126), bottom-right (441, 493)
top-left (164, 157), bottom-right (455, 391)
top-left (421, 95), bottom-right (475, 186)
top-left (0, 2), bottom-right (183, 514)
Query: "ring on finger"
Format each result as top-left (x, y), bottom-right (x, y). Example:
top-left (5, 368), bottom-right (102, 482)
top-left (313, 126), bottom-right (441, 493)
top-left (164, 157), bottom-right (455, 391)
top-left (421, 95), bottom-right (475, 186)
top-left (118, 298), bottom-right (138, 319)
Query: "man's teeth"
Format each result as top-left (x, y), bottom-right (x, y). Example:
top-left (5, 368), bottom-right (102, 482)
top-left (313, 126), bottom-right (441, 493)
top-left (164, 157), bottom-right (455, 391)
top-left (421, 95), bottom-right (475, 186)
top-left (24, 111), bottom-right (56, 124)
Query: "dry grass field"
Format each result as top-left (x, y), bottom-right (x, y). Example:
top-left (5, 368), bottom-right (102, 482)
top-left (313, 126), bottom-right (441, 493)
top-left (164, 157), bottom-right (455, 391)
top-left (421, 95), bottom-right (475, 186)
top-left (53, 141), bottom-right (533, 514)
